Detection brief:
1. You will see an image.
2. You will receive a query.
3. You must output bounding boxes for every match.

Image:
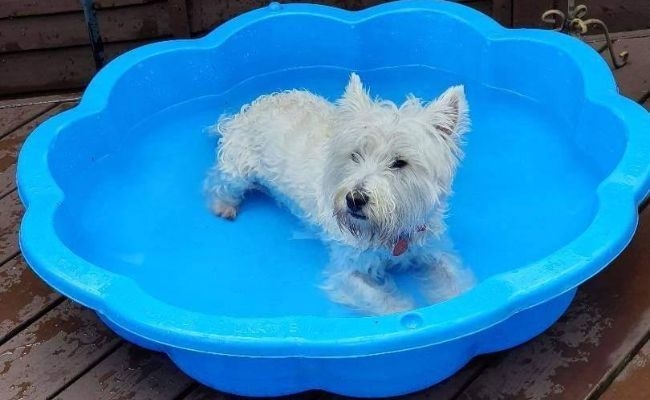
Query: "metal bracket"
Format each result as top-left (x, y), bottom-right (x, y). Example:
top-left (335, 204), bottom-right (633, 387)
top-left (541, 1), bottom-right (628, 69)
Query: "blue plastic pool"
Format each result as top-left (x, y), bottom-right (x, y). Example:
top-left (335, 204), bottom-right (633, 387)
top-left (17, 0), bottom-right (650, 397)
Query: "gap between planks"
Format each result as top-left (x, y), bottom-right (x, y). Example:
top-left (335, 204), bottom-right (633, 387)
top-left (585, 330), bottom-right (650, 400)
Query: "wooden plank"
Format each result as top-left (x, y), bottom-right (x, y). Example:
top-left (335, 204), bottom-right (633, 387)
top-left (0, 103), bottom-right (76, 198)
top-left (180, 386), bottom-right (227, 400)
top-left (0, 40), bottom-right (159, 96)
top-left (511, 0), bottom-right (650, 32)
top-left (0, 255), bottom-right (62, 344)
top-left (0, 103), bottom-right (69, 345)
top-left (0, 300), bottom-right (121, 400)
top-left (52, 343), bottom-right (194, 400)
top-left (95, 2), bottom-right (170, 44)
top-left (491, 0), bottom-right (513, 26)
top-left (585, 29), bottom-right (650, 42)
top-left (0, 93), bottom-right (81, 107)
top-left (187, 0), bottom-right (491, 34)
top-left (0, 191), bottom-right (22, 265)
top-left (0, 104), bottom-right (54, 139)
top-left (0, 0), bottom-right (158, 19)
top-left (456, 209), bottom-right (650, 400)
top-left (406, 357), bottom-right (493, 400)
top-left (182, 385), bottom-right (321, 400)
top-left (464, 1), bottom-right (492, 17)
top-left (599, 340), bottom-right (650, 400)
top-left (0, 3), bottom-right (169, 53)
top-left (168, 0), bottom-right (191, 38)
top-left (589, 34), bottom-right (650, 105)
top-left (512, 0), bottom-right (555, 28)
top-left (578, 0), bottom-right (650, 33)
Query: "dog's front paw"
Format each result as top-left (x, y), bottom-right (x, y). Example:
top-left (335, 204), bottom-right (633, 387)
top-left (210, 202), bottom-right (238, 220)
top-left (418, 252), bottom-right (475, 303)
top-left (322, 270), bottom-right (414, 315)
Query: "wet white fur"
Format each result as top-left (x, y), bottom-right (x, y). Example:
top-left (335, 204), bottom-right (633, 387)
top-left (205, 73), bottom-right (474, 315)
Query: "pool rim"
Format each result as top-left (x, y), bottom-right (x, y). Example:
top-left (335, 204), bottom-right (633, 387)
top-left (16, 0), bottom-right (650, 358)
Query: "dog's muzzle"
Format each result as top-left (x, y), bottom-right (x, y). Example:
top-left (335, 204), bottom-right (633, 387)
top-left (345, 190), bottom-right (369, 220)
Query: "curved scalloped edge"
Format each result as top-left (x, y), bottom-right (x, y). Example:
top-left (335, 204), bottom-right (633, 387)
top-left (17, 0), bottom-right (650, 358)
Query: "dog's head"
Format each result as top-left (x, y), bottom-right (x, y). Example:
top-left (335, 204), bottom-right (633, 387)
top-left (323, 73), bottom-right (469, 250)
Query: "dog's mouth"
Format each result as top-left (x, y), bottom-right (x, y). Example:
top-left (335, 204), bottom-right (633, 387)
top-left (348, 211), bottom-right (368, 220)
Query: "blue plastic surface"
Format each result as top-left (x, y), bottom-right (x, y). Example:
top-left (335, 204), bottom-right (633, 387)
top-left (17, 0), bottom-right (650, 397)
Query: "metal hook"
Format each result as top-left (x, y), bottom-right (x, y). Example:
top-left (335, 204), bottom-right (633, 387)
top-left (541, 9), bottom-right (566, 31)
top-left (582, 18), bottom-right (629, 69)
top-left (540, 4), bottom-right (628, 69)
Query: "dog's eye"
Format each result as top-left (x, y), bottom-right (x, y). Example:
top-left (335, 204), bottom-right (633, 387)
top-left (390, 159), bottom-right (408, 169)
top-left (351, 153), bottom-right (361, 163)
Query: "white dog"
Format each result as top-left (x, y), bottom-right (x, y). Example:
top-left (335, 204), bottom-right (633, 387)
top-left (205, 73), bottom-right (474, 315)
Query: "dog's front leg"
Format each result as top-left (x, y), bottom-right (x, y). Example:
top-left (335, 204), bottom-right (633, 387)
top-left (412, 240), bottom-right (475, 304)
top-left (321, 245), bottom-right (413, 315)
top-left (203, 166), bottom-right (251, 220)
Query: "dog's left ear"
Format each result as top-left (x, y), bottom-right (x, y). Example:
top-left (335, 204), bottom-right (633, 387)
top-left (425, 85), bottom-right (469, 138)
top-left (338, 73), bottom-right (372, 112)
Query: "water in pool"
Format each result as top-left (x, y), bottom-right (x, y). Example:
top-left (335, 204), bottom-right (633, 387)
top-left (55, 66), bottom-right (600, 317)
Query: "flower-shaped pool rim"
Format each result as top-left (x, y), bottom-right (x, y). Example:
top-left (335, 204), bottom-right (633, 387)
top-left (17, 0), bottom-right (650, 358)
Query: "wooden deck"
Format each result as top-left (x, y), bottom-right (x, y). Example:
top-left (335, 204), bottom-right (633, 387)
top-left (0, 32), bottom-right (649, 400)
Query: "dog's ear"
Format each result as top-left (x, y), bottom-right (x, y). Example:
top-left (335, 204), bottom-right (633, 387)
top-left (339, 73), bottom-right (372, 111)
top-left (425, 85), bottom-right (469, 138)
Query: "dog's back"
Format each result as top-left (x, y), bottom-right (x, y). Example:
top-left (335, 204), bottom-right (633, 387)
top-left (214, 90), bottom-right (336, 223)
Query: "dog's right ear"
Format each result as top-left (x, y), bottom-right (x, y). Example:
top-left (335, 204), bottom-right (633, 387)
top-left (338, 73), bottom-right (372, 112)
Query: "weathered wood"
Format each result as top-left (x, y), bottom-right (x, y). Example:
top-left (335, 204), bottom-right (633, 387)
top-left (512, 0), bottom-right (555, 28)
top-left (0, 0), bottom-right (495, 95)
top-left (599, 340), bottom-right (650, 400)
top-left (52, 343), bottom-right (194, 400)
top-left (0, 93), bottom-right (81, 107)
top-left (0, 0), bottom-right (159, 19)
top-left (406, 357), bottom-right (493, 400)
top-left (464, 0), bottom-right (492, 17)
top-left (0, 100), bottom-right (66, 345)
top-left (456, 208), bottom-right (650, 400)
top-left (182, 385), bottom-right (321, 400)
top-left (577, 0), bottom-right (650, 33)
top-left (511, 0), bottom-right (650, 32)
top-left (491, 0), bottom-right (513, 26)
top-left (591, 33), bottom-right (650, 105)
top-left (168, 0), bottom-right (192, 38)
top-left (0, 255), bottom-right (62, 344)
top-left (187, 0), bottom-right (492, 35)
top-left (0, 300), bottom-right (121, 400)
top-left (180, 386), bottom-right (227, 400)
top-left (188, 0), bottom-right (370, 33)
top-left (0, 104), bottom-right (54, 139)
top-left (0, 3), bottom-right (169, 53)
top-left (0, 191), bottom-right (22, 265)
top-left (0, 41), bottom-right (155, 96)
top-left (585, 29), bottom-right (650, 42)
top-left (94, 2), bottom-right (170, 43)
top-left (0, 103), bottom-right (76, 198)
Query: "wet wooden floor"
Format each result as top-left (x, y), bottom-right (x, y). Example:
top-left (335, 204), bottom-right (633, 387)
top-left (0, 31), bottom-right (648, 400)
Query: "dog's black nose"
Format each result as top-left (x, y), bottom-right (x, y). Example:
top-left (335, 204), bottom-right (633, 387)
top-left (346, 191), bottom-right (369, 213)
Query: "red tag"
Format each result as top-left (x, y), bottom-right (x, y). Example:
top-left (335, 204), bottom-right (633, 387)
top-left (392, 237), bottom-right (409, 256)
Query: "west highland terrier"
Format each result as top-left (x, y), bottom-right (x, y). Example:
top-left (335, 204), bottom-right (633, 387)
top-left (205, 73), bottom-right (474, 315)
